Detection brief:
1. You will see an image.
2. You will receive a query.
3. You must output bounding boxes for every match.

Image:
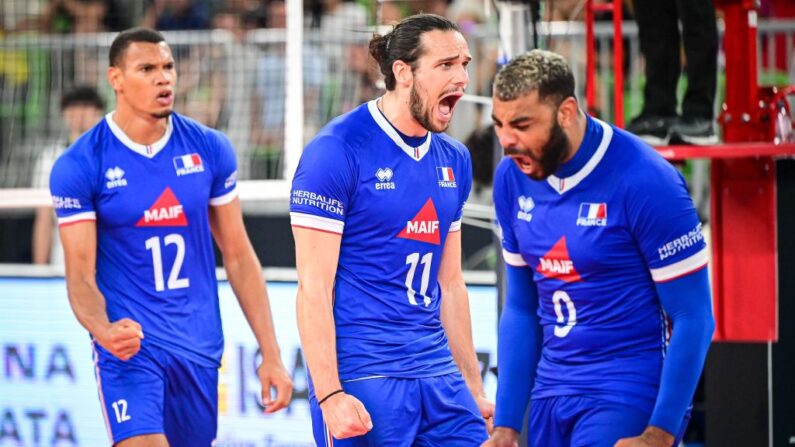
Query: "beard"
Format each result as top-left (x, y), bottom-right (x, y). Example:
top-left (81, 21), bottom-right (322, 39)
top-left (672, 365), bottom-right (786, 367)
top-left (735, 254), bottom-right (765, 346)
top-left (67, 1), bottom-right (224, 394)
top-left (409, 82), bottom-right (448, 133)
top-left (528, 118), bottom-right (572, 180)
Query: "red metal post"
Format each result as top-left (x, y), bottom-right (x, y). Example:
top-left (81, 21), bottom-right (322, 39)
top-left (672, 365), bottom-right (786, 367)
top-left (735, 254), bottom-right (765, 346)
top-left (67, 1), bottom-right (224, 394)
top-left (612, 0), bottom-right (623, 127)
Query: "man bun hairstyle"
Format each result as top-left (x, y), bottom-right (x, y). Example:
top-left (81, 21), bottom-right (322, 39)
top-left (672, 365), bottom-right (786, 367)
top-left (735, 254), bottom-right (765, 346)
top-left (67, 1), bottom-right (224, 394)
top-left (368, 14), bottom-right (460, 91)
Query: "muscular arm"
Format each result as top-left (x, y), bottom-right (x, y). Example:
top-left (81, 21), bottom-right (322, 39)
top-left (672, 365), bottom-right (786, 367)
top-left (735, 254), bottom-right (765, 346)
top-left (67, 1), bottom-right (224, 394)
top-left (439, 230), bottom-right (494, 428)
top-left (292, 226), bottom-right (343, 399)
top-left (60, 221), bottom-right (142, 360)
top-left (209, 198), bottom-right (292, 412)
top-left (293, 225), bottom-right (372, 438)
top-left (439, 230), bottom-right (483, 395)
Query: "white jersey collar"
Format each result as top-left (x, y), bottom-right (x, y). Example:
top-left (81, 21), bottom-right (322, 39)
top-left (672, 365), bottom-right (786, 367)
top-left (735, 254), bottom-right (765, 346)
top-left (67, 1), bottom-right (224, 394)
top-left (105, 112), bottom-right (173, 159)
top-left (546, 118), bottom-right (613, 194)
top-left (367, 99), bottom-right (431, 162)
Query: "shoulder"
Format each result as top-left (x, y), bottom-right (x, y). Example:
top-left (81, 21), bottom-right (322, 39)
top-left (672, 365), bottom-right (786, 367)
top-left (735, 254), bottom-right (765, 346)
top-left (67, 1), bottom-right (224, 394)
top-left (608, 126), bottom-right (683, 187)
top-left (435, 132), bottom-right (470, 158)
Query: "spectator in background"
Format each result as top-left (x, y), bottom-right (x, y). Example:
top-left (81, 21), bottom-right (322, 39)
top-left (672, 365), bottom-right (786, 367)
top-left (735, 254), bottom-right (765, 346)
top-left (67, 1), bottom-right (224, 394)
top-left (210, 6), bottom-right (260, 179)
top-left (251, 0), bottom-right (327, 178)
top-left (41, 0), bottom-right (125, 33)
top-left (626, 0), bottom-right (719, 145)
top-left (32, 85), bottom-right (104, 265)
top-left (142, 0), bottom-right (210, 30)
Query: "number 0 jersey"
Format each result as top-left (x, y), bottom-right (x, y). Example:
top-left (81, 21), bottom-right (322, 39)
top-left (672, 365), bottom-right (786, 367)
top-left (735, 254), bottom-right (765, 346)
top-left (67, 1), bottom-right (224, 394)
top-left (50, 112), bottom-right (238, 367)
top-left (494, 116), bottom-right (708, 409)
top-left (290, 100), bottom-right (472, 380)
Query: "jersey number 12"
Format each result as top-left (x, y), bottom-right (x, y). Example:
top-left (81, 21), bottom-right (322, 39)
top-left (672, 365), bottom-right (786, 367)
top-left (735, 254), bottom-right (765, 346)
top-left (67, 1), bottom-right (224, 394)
top-left (145, 234), bottom-right (190, 292)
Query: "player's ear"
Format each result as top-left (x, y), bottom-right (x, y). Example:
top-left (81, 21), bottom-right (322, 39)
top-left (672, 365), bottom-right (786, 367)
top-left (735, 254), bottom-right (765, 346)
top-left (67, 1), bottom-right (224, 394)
top-left (392, 59), bottom-right (413, 88)
top-left (107, 66), bottom-right (122, 92)
top-left (557, 96), bottom-right (578, 128)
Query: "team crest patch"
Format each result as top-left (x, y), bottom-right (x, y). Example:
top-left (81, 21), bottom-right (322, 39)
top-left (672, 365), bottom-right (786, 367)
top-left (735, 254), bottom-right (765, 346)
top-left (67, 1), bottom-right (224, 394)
top-left (173, 153), bottom-right (204, 176)
top-left (576, 203), bottom-right (607, 227)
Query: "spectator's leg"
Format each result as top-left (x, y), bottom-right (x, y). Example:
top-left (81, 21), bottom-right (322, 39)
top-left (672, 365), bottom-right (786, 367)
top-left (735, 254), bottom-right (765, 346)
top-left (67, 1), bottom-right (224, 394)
top-left (676, 0), bottom-right (719, 121)
top-left (634, 0), bottom-right (680, 118)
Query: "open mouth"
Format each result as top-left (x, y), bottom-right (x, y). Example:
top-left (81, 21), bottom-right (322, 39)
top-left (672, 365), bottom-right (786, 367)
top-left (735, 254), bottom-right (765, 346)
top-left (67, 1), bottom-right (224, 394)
top-left (510, 154), bottom-right (538, 176)
top-left (156, 90), bottom-right (174, 106)
top-left (438, 92), bottom-right (464, 118)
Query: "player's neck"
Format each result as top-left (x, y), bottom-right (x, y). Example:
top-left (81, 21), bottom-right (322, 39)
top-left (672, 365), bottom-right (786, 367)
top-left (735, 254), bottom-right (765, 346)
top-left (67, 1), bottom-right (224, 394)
top-left (562, 110), bottom-right (588, 163)
top-left (378, 92), bottom-right (428, 137)
top-left (112, 106), bottom-right (170, 146)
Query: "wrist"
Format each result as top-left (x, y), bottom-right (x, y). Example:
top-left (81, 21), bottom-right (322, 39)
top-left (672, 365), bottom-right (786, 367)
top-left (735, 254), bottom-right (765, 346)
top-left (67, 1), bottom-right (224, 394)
top-left (642, 426), bottom-right (675, 446)
top-left (492, 426), bottom-right (519, 441)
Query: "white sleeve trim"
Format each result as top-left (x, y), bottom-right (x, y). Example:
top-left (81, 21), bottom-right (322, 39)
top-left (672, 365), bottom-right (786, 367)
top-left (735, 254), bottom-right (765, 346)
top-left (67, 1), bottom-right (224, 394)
top-left (209, 186), bottom-right (238, 206)
top-left (449, 219), bottom-right (462, 232)
top-left (650, 247), bottom-right (709, 282)
top-left (58, 211), bottom-right (96, 225)
top-left (290, 212), bottom-right (344, 234)
top-left (502, 249), bottom-right (528, 267)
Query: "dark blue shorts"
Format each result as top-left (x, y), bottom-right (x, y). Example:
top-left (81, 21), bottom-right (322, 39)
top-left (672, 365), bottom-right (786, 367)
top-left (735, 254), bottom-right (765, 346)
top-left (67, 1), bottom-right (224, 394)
top-left (309, 373), bottom-right (488, 447)
top-left (92, 341), bottom-right (218, 446)
top-left (529, 395), bottom-right (689, 447)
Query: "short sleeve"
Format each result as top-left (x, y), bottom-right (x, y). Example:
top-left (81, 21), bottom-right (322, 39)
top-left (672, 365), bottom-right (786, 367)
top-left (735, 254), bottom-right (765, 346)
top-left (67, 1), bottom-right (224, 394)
top-left (493, 158), bottom-right (527, 267)
top-left (626, 160), bottom-right (708, 283)
top-left (289, 135), bottom-right (356, 234)
top-left (207, 130), bottom-right (238, 206)
top-left (449, 146), bottom-right (473, 232)
top-left (49, 151), bottom-right (97, 226)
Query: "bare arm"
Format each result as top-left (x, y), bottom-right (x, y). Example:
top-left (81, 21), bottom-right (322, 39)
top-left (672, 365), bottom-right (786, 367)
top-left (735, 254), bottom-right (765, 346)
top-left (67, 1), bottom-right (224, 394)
top-left (293, 225), bottom-right (371, 438)
top-left (209, 198), bottom-right (292, 412)
top-left (60, 220), bottom-right (142, 359)
top-left (439, 230), bottom-right (494, 429)
top-left (32, 207), bottom-right (54, 264)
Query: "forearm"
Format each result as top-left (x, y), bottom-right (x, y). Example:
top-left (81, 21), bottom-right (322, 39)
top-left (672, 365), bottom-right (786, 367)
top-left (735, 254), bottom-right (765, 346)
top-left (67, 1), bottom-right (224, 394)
top-left (225, 250), bottom-right (281, 359)
top-left (441, 280), bottom-right (484, 396)
top-left (32, 208), bottom-right (53, 264)
top-left (297, 282), bottom-right (342, 398)
top-left (650, 269), bottom-right (714, 434)
top-left (494, 265), bottom-right (541, 431)
top-left (65, 273), bottom-right (110, 337)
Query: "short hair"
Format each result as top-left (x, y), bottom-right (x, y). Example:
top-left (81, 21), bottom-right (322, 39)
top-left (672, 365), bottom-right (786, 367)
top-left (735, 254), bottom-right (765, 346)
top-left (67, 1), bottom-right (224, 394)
top-left (368, 14), bottom-right (460, 91)
top-left (493, 49), bottom-right (575, 106)
top-left (109, 27), bottom-right (166, 67)
top-left (61, 85), bottom-right (105, 111)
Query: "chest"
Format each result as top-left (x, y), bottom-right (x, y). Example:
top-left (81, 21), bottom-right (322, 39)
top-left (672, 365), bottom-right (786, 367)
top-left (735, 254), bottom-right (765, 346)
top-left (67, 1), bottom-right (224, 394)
top-left (94, 148), bottom-right (212, 229)
top-left (349, 150), bottom-right (464, 236)
top-left (511, 184), bottom-right (636, 279)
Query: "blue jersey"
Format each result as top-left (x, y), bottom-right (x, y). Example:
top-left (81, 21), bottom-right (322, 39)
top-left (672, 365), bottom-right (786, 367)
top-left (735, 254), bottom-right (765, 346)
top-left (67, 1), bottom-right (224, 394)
top-left (493, 116), bottom-right (708, 409)
top-left (50, 112), bottom-right (238, 367)
top-left (290, 100), bottom-right (472, 380)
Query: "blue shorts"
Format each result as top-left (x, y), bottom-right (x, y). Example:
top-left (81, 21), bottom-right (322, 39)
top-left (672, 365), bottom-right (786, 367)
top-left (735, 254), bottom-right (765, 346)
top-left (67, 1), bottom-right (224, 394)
top-left (309, 373), bottom-right (488, 447)
top-left (92, 340), bottom-right (218, 446)
top-left (529, 395), bottom-right (689, 447)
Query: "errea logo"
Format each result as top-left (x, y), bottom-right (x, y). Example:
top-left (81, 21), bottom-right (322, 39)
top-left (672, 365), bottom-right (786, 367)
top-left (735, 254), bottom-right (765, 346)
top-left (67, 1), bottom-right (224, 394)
top-left (375, 168), bottom-right (395, 190)
top-left (517, 195), bottom-right (534, 222)
top-left (105, 167), bottom-right (128, 189)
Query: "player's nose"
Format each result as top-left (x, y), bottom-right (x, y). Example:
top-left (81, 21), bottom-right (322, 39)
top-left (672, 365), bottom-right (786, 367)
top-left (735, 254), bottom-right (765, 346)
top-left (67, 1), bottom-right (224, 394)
top-left (496, 129), bottom-right (517, 149)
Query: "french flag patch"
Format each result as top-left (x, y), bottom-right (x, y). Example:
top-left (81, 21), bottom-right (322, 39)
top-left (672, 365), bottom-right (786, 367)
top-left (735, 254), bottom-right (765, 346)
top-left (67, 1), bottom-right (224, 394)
top-left (576, 202), bottom-right (607, 226)
top-left (173, 153), bottom-right (205, 176)
top-left (436, 167), bottom-right (457, 188)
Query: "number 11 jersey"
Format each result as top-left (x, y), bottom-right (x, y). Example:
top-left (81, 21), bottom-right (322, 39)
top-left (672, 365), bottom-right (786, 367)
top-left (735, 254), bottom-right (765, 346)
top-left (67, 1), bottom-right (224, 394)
top-left (290, 100), bottom-right (473, 380)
